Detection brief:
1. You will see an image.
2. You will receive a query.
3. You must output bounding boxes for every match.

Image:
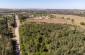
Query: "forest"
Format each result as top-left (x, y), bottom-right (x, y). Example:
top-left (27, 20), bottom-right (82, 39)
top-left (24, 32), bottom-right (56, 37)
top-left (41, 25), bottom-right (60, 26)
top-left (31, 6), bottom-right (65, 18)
top-left (0, 14), bottom-right (16, 55)
top-left (19, 22), bottom-right (85, 55)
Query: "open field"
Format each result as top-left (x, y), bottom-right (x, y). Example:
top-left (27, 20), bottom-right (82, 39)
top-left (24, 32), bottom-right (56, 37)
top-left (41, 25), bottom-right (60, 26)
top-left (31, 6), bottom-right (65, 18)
top-left (54, 14), bottom-right (85, 25)
top-left (22, 14), bottom-right (85, 29)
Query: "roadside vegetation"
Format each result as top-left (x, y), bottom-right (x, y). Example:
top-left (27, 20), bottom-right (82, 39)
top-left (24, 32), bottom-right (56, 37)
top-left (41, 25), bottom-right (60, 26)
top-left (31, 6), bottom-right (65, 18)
top-left (0, 16), bottom-right (15, 55)
top-left (8, 14), bottom-right (15, 27)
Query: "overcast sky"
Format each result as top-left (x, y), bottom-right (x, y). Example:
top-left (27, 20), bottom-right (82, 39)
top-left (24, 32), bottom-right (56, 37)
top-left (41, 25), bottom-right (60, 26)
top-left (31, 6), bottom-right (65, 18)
top-left (0, 0), bottom-right (85, 9)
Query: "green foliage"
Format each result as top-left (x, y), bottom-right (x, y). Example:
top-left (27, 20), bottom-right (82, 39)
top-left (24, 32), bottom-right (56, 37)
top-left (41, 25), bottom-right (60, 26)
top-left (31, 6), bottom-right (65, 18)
top-left (18, 14), bottom-right (29, 22)
top-left (20, 22), bottom-right (85, 55)
top-left (0, 17), bottom-right (14, 55)
top-left (8, 14), bottom-right (15, 27)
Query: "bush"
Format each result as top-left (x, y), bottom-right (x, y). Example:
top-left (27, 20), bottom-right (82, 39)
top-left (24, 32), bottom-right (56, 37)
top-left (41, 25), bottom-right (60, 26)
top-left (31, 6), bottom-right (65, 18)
top-left (80, 22), bottom-right (85, 25)
top-left (62, 17), bottom-right (64, 19)
top-left (67, 18), bottom-right (70, 20)
top-left (71, 19), bottom-right (74, 22)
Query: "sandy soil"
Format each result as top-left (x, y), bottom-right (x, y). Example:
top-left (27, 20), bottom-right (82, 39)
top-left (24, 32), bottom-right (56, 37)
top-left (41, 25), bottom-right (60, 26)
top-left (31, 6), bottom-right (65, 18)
top-left (26, 18), bottom-right (72, 24)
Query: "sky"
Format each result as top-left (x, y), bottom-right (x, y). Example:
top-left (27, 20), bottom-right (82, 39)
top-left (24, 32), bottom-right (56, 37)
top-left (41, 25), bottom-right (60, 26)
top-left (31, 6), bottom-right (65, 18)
top-left (0, 0), bottom-right (85, 9)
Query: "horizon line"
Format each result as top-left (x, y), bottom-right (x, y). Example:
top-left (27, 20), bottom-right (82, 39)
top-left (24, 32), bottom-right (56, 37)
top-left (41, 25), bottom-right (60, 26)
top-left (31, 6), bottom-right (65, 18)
top-left (0, 8), bottom-right (85, 10)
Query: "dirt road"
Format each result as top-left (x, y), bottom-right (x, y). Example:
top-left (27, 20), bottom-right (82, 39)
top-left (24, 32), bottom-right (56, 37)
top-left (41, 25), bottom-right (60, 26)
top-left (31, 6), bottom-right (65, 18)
top-left (14, 15), bottom-right (20, 55)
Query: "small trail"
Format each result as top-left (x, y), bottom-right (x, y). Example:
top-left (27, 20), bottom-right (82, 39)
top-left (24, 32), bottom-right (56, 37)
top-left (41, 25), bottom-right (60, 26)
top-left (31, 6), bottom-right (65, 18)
top-left (13, 15), bottom-right (21, 55)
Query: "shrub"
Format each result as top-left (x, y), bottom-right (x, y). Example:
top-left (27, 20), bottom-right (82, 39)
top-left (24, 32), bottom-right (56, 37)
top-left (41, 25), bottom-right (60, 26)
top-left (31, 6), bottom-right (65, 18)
top-left (71, 19), bottom-right (74, 22)
top-left (62, 17), bottom-right (64, 19)
top-left (67, 18), bottom-right (70, 20)
top-left (80, 22), bottom-right (85, 25)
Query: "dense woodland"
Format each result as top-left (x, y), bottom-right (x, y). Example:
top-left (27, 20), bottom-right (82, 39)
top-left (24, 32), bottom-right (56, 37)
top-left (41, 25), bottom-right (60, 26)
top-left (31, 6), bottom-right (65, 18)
top-left (0, 14), bottom-right (16, 55)
top-left (20, 22), bottom-right (85, 55)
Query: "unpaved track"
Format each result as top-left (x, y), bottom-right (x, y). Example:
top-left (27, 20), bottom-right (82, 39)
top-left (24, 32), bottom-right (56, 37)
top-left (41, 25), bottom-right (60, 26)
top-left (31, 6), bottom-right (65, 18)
top-left (14, 15), bottom-right (20, 55)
